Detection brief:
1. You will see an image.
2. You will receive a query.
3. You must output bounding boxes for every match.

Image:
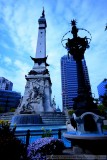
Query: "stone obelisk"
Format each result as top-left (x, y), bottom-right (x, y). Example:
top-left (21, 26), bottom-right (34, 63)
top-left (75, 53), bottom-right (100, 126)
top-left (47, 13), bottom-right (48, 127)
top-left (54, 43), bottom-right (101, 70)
top-left (16, 9), bottom-right (54, 114)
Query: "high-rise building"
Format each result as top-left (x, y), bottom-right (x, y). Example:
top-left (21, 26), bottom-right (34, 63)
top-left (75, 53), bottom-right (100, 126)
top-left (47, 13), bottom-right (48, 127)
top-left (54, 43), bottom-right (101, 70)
top-left (61, 55), bottom-right (77, 111)
top-left (0, 77), bottom-right (21, 112)
top-left (97, 78), bottom-right (107, 98)
top-left (0, 90), bottom-right (21, 112)
top-left (0, 77), bottom-right (13, 91)
top-left (61, 55), bottom-right (91, 111)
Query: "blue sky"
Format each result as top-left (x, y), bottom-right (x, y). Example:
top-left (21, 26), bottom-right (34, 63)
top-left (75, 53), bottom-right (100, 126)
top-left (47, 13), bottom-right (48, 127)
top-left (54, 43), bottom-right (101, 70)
top-left (0, 0), bottom-right (107, 110)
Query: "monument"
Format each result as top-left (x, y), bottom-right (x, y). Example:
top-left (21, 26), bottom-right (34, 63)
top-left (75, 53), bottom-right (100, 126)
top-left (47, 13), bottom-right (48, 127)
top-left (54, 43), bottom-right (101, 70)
top-left (15, 9), bottom-right (54, 115)
top-left (11, 9), bottom-right (59, 125)
top-left (62, 20), bottom-right (107, 154)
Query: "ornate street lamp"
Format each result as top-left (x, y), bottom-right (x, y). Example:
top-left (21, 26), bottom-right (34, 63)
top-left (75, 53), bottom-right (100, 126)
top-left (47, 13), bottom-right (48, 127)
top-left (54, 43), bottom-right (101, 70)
top-left (61, 20), bottom-right (98, 114)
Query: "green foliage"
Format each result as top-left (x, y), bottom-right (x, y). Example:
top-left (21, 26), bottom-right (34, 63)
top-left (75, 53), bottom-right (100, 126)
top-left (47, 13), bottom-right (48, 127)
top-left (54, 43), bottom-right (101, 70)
top-left (9, 108), bottom-right (16, 112)
top-left (0, 122), bottom-right (28, 160)
top-left (0, 107), bottom-right (4, 113)
top-left (0, 120), bottom-right (10, 127)
top-left (99, 84), bottom-right (107, 108)
top-left (41, 127), bottom-right (52, 138)
top-left (68, 109), bottom-right (74, 116)
top-left (97, 104), bottom-right (107, 118)
top-left (103, 125), bottom-right (107, 130)
top-left (100, 95), bottom-right (107, 108)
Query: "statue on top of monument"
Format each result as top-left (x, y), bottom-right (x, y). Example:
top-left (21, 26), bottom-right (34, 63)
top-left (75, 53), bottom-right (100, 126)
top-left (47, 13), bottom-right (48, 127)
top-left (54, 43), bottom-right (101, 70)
top-left (51, 96), bottom-right (56, 112)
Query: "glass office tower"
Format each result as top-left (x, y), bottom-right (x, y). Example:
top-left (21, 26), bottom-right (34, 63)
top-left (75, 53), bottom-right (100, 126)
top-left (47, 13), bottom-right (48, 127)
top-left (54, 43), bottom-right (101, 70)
top-left (0, 77), bottom-right (21, 112)
top-left (97, 78), bottom-right (107, 101)
top-left (61, 55), bottom-right (91, 111)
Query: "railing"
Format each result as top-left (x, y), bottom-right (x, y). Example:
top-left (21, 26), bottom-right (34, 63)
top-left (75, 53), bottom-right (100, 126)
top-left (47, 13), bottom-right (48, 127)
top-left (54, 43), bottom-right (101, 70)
top-left (15, 129), bottom-right (63, 147)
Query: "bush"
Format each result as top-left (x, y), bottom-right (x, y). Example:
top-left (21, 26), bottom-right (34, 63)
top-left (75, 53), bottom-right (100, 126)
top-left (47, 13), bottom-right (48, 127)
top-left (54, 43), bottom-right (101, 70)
top-left (0, 121), bottom-right (28, 160)
top-left (27, 137), bottom-right (65, 160)
top-left (68, 109), bottom-right (74, 116)
top-left (0, 120), bottom-right (9, 125)
top-left (41, 127), bottom-right (52, 137)
top-left (0, 107), bottom-right (4, 113)
top-left (9, 108), bottom-right (16, 112)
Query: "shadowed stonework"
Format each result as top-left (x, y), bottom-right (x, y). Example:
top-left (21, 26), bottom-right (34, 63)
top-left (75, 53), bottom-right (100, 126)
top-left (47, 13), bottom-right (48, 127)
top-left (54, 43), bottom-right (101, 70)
top-left (62, 20), bottom-right (107, 154)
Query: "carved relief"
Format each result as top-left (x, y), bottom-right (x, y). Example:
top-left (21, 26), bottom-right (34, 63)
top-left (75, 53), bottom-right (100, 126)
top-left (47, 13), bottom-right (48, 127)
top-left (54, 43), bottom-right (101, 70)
top-left (16, 67), bottom-right (53, 113)
top-left (27, 79), bottom-right (45, 104)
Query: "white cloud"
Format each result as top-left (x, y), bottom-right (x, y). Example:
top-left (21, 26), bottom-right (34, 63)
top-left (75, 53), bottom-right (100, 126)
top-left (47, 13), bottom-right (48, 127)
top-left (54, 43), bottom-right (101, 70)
top-left (0, 1), bottom-right (37, 56)
top-left (4, 56), bottom-right (12, 65)
top-left (14, 60), bottom-right (31, 73)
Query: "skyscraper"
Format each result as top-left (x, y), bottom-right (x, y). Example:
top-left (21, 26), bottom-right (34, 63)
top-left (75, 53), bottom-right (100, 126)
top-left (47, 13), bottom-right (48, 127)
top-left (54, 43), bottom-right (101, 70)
top-left (61, 55), bottom-right (91, 111)
top-left (97, 78), bottom-right (107, 98)
top-left (0, 77), bottom-right (21, 112)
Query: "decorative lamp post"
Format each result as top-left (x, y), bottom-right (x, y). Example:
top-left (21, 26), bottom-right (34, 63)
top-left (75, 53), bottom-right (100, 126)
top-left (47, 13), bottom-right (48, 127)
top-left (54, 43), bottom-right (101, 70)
top-left (62, 22), bottom-right (107, 155)
top-left (61, 20), bottom-right (98, 115)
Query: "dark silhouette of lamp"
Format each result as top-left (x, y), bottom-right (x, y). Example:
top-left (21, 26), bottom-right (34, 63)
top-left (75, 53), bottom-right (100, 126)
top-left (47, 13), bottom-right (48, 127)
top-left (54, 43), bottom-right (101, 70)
top-left (61, 20), bottom-right (101, 116)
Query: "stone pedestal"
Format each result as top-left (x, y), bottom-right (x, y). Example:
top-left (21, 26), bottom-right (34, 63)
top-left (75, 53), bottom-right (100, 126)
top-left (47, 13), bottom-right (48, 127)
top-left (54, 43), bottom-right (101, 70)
top-left (16, 67), bottom-right (54, 114)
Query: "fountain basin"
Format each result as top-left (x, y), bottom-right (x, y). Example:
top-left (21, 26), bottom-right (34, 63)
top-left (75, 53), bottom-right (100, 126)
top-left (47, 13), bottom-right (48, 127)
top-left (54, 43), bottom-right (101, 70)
top-left (64, 112), bottom-right (107, 154)
top-left (63, 131), bottom-right (107, 154)
top-left (63, 131), bottom-right (107, 139)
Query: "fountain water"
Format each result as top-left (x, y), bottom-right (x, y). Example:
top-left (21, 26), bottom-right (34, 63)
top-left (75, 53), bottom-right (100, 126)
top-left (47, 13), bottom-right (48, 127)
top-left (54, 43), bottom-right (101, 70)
top-left (11, 114), bottom-right (42, 125)
top-left (62, 20), bottom-right (107, 154)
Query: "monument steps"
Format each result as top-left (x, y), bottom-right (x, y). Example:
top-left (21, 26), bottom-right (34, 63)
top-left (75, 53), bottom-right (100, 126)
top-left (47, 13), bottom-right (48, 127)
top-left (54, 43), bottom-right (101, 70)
top-left (0, 112), bottom-right (69, 125)
top-left (0, 112), bottom-right (15, 123)
top-left (40, 112), bottom-right (68, 125)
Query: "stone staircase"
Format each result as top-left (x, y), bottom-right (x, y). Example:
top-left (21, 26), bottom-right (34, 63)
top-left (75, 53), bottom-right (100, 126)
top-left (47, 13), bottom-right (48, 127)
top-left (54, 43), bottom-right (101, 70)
top-left (0, 112), bottom-right (15, 123)
top-left (0, 112), bottom-right (70, 125)
top-left (40, 112), bottom-right (69, 125)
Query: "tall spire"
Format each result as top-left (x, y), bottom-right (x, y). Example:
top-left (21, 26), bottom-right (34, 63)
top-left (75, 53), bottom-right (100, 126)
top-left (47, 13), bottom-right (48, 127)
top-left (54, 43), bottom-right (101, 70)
top-left (42, 7), bottom-right (45, 18)
top-left (35, 8), bottom-right (47, 58)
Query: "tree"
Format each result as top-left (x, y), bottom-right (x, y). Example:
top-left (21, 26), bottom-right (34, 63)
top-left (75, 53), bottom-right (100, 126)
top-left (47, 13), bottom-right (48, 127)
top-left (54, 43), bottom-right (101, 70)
top-left (98, 84), bottom-right (107, 117)
top-left (0, 121), bottom-right (28, 160)
top-left (100, 84), bottom-right (107, 107)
